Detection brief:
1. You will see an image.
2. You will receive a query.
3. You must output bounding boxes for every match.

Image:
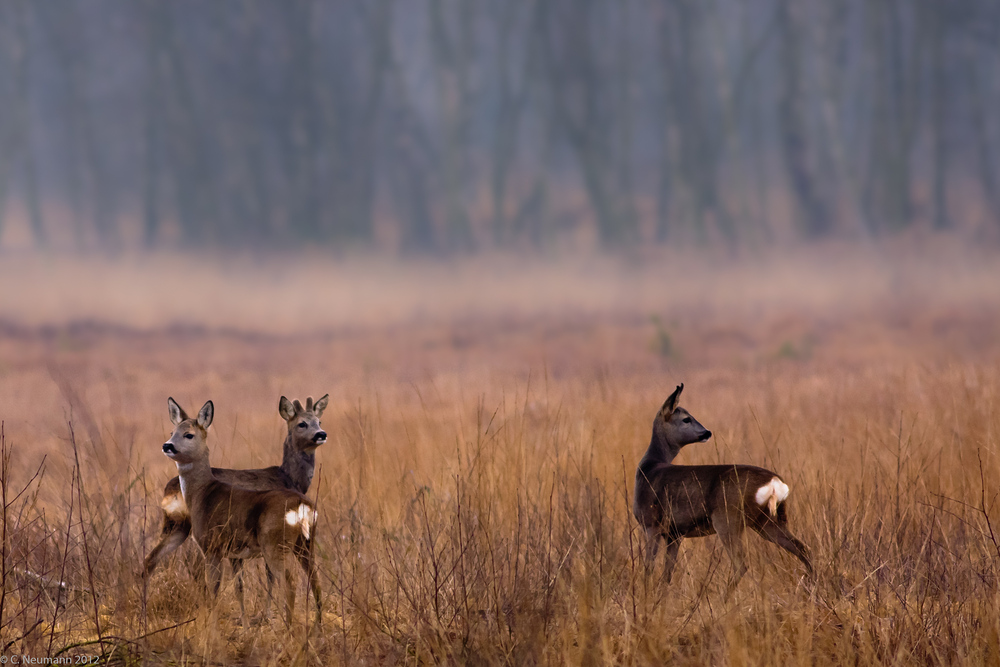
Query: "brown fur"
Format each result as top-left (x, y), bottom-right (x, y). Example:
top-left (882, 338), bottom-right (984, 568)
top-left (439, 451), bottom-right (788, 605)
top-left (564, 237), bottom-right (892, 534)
top-left (632, 384), bottom-right (813, 595)
top-left (144, 394), bottom-right (328, 577)
top-left (159, 398), bottom-right (322, 627)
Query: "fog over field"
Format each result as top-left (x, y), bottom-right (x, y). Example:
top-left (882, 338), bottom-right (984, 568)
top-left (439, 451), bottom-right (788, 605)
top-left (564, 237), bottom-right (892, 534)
top-left (1, 1), bottom-right (1000, 664)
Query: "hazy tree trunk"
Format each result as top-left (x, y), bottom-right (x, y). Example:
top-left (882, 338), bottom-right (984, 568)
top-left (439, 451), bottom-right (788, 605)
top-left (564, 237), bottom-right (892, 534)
top-left (0, 5), bottom-right (17, 242)
top-left (12, 0), bottom-right (45, 247)
top-left (429, 0), bottom-right (477, 250)
top-left (159, 6), bottom-right (219, 244)
top-left (541, 0), bottom-right (637, 246)
top-left (41, 2), bottom-right (116, 249)
top-left (339, 0), bottom-right (394, 243)
top-left (489, 0), bottom-right (536, 245)
top-left (282, 1), bottom-right (321, 241)
top-left (656, 0), bottom-right (733, 242)
top-left (969, 57), bottom-right (1000, 227)
top-left (776, 0), bottom-right (830, 238)
top-left (925, 0), bottom-right (949, 230)
top-left (864, 0), bottom-right (921, 232)
top-left (386, 49), bottom-right (438, 252)
top-left (141, 1), bottom-right (164, 247)
top-left (814, 0), bottom-right (869, 236)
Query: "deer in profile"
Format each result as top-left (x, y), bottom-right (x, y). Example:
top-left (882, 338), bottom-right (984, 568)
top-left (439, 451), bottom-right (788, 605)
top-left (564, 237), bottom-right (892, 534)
top-left (159, 398), bottom-right (322, 627)
top-left (144, 394), bottom-right (328, 580)
top-left (633, 384), bottom-right (813, 595)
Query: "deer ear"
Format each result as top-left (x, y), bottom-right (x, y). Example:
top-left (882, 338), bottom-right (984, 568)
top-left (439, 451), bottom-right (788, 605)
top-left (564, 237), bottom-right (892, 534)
top-left (279, 396), bottom-right (295, 421)
top-left (197, 400), bottom-right (214, 429)
top-left (313, 394), bottom-right (329, 417)
top-left (167, 397), bottom-right (187, 425)
top-left (659, 383), bottom-right (684, 418)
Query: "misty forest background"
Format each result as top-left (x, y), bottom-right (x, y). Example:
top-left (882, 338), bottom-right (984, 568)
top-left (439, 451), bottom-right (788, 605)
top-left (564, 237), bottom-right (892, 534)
top-left (2, 0), bottom-right (1000, 252)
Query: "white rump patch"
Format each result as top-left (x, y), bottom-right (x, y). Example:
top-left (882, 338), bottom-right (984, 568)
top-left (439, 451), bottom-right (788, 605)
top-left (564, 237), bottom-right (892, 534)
top-left (161, 493), bottom-right (188, 518)
top-left (754, 477), bottom-right (790, 517)
top-left (285, 504), bottom-right (318, 540)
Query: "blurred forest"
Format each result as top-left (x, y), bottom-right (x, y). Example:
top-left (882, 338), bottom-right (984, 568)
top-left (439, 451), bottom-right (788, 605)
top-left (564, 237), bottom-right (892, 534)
top-left (1, 0), bottom-right (999, 252)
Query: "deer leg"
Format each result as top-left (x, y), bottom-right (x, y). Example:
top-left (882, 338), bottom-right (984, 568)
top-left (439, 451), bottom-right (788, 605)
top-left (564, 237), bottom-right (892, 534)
top-left (230, 558), bottom-right (247, 627)
top-left (263, 549), bottom-right (293, 626)
top-left (143, 515), bottom-right (191, 577)
top-left (261, 565), bottom-right (276, 621)
top-left (643, 526), bottom-right (661, 573)
top-left (756, 521), bottom-right (814, 577)
top-left (181, 544), bottom-right (208, 597)
top-left (712, 512), bottom-right (748, 599)
top-left (295, 539), bottom-right (322, 627)
top-left (283, 567), bottom-right (296, 627)
top-left (661, 537), bottom-right (682, 584)
top-left (204, 556), bottom-right (223, 596)
top-left (203, 555), bottom-right (224, 620)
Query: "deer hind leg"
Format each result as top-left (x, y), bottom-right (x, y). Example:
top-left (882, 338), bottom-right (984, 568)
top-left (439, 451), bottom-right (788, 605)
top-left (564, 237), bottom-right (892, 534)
top-left (295, 537), bottom-right (322, 627)
top-left (263, 548), bottom-right (294, 626)
top-left (283, 567), bottom-right (296, 626)
top-left (143, 514), bottom-right (191, 577)
top-left (756, 519), bottom-right (814, 577)
top-left (261, 565), bottom-right (276, 621)
top-left (711, 510), bottom-right (748, 599)
top-left (230, 558), bottom-right (247, 627)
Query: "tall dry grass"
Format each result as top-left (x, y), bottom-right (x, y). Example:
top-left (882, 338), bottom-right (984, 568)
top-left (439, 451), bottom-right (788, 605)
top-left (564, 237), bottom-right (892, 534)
top-left (0, 245), bottom-right (999, 664)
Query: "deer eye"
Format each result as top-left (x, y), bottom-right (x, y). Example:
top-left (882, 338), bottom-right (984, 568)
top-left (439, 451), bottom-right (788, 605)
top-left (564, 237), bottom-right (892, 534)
top-left (184, 433), bottom-right (194, 439)
top-left (682, 417), bottom-right (692, 424)
top-left (298, 422), bottom-right (307, 428)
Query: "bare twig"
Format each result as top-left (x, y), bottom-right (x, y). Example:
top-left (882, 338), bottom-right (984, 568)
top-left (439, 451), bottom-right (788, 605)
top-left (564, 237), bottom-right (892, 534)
top-left (977, 449), bottom-right (1000, 561)
top-left (47, 457), bottom-right (76, 657)
top-left (1, 422), bottom-right (8, 637)
top-left (70, 422), bottom-right (105, 653)
top-left (621, 456), bottom-right (637, 628)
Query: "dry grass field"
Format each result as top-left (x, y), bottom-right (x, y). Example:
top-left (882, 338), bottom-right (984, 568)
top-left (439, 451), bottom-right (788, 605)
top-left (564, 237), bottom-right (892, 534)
top-left (1, 241), bottom-right (999, 665)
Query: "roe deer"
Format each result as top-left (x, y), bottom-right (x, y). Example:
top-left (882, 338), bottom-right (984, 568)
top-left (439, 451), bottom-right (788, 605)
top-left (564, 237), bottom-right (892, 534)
top-left (144, 394), bottom-right (329, 578)
top-left (160, 398), bottom-right (321, 627)
top-left (633, 384), bottom-right (813, 594)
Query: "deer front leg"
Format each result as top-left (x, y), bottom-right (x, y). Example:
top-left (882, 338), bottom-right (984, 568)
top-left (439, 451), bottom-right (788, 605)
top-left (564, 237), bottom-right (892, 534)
top-left (203, 554), bottom-right (224, 620)
top-left (143, 515), bottom-right (191, 578)
top-left (643, 526), bottom-right (661, 574)
top-left (204, 556), bottom-right (223, 596)
top-left (661, 537), bottom-right (681, 584)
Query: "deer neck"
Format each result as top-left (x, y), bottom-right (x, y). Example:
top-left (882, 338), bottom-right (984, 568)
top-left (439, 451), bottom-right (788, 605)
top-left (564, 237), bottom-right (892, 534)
top-left (173, 457), bottom-right (215, 504)
top-left (639, 432), bottom-right (681, 467)
top-left (280, 432), bottom-right (315, 494)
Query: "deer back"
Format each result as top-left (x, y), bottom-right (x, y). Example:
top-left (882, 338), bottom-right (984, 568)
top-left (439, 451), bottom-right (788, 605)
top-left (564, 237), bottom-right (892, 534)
top-left (635, 463), bottom-right (783, 536)
top-left (188, 480), bottom-right (315, 558)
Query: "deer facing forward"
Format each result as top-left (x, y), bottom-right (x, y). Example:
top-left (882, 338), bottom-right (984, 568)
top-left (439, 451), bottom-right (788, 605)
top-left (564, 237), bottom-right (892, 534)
top-left (633, 384), bottom-right (813, 594)
top-left (161, 398), bottom-right (321, 626)
top-left (144, 394), bottom-right (328, 579)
